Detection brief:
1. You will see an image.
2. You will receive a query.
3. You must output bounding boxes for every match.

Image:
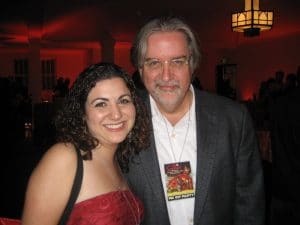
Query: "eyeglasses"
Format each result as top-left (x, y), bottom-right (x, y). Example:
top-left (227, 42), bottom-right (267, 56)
top-left (143, 56), bottom-right (190, 72)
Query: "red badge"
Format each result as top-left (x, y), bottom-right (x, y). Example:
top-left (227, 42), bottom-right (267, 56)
top-left (164, 161), bottom-right (195, 201)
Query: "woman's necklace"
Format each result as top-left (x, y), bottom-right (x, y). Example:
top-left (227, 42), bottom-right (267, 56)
top-left (106, 161), bottom-right (140, 225)
top-left (120, 189), bottom-right (140, 225)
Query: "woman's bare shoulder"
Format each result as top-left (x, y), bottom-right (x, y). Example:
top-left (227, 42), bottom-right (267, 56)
top-left (27, 142), bottom-right (78, 191)
top-left (33, 143), bottom-right (77, 174)
top-left (22, 142), bottom-right (79, 224)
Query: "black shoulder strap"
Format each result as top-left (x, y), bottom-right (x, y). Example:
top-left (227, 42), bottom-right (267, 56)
top-left (57, 147), bottom-right (83, 225)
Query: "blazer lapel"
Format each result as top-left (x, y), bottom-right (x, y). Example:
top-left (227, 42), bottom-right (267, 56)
top-left (139, 135), bottom-right (168, 202)
top-left (137, 89), bottom-right (218, 224)
top-left (138, 92), bottom-right (170, 222)
top-left (193, 90), bottom-right (218, 224)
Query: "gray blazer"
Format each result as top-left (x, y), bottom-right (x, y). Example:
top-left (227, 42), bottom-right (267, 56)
top-left (126, 88), bottom-right (265, 225)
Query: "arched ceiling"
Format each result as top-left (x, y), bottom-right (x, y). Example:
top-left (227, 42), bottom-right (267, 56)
top-left (0, 0), bottom-right (299, 48)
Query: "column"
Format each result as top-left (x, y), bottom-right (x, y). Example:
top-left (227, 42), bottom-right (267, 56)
top-left (99, 31), bottom-right (115, 63)
top-left (28, 25), bottom-right (42, 104)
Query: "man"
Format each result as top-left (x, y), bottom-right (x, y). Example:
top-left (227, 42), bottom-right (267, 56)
top-left (269, 85), bottom-right (300, 225)
top-left (126, 16), bottom-right (265, 225)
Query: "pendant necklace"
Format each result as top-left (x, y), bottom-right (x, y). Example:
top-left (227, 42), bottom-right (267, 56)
top-left (155, 99), bottom-right (191, 163)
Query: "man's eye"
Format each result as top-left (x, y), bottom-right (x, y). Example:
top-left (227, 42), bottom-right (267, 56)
top-left (148, 60), bottom-right (160, 67)
top-left (172, 59), bottom-right (185, 65)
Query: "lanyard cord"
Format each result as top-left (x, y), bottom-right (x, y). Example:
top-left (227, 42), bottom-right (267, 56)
top-left (154, 100), bottom-right (191, 162)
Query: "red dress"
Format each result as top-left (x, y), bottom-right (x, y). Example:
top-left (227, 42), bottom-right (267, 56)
top-left (67, 190), bottom-right (144, 225)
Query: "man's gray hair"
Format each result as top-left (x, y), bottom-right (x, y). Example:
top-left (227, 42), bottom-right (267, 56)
top-left (130, 16), bottom-right (201, 74)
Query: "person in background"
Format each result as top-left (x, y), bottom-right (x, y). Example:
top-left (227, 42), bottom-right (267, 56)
top-left (269, 73), bottom-right (300, 225)
top-left (126, 16), bottom-right (265, 225)
top-left (22, 62), bottom-right (150, 225)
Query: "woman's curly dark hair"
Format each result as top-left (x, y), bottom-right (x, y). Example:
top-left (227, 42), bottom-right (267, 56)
top-left (54, 62), bottom-right (150, 172)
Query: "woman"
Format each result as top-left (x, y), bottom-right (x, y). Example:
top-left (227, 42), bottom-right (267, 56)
top-left (21, 62), bottom-right (150, 225)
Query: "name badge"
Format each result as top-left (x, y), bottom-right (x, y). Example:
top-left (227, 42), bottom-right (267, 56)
top-left (164, 161), bottom-right (195, 201)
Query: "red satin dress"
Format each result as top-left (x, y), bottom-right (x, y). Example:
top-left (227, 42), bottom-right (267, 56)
top-left (67, 190), bottom-right (144, 225)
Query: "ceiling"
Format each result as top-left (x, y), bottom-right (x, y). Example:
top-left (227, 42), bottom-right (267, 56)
top-left (0, 0), bottom-right (300, 48)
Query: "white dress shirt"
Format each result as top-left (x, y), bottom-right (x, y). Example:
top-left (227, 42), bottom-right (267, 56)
top-left (150, 86), bottom-right (197, 225)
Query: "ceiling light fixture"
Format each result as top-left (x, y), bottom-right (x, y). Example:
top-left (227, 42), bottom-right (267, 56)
top-left (232, 0), bottom-right (273, 37)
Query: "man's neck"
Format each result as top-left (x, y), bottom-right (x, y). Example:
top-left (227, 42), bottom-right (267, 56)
top-left (158, 90), bottom-right (192, 126)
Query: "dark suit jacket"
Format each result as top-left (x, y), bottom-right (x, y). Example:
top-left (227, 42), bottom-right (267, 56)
top-left (126, 88), bottom-right (265, 225)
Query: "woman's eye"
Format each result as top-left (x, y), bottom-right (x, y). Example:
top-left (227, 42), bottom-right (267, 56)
top-left (95, 102), bottom-right (106, 107)
top-left (119, 98), bottom-right (132, 104)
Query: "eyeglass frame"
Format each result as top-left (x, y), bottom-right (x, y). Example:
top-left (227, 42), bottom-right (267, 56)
top-left (142, 55), bottom-right (191, 73)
